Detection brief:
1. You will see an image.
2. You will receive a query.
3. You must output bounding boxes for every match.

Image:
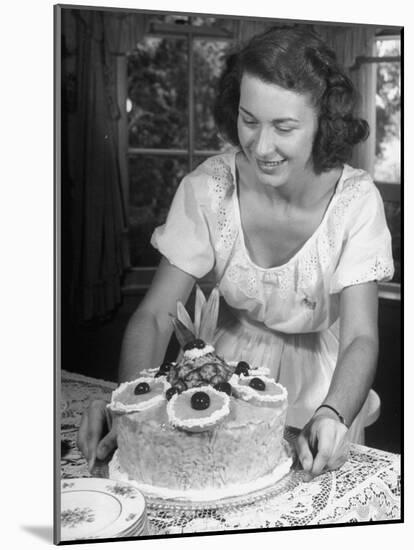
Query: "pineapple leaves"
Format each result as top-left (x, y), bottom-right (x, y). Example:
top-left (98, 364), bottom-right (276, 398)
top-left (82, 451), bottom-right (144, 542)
top-left (170, 316), bottom-right (195, 348)
top-left (170, 285), bottom-right (221, 348)
top-left (176, 300), bottom-right (195, 334)
top-left (194, 284), bottom-right (206, 337)
top-left (199, 286), bottom-right (220, 344)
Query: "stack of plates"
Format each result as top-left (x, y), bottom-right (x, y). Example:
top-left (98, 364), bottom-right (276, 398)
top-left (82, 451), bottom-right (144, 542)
top-left (60, 478), bottom-right (148, 542)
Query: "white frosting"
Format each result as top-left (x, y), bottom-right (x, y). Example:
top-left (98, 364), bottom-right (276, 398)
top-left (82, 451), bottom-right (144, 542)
top-left (233, 375), bottom-right (288, 403)
top-left (109, 447), bottom-right (293, 502)
top-left (108, 377), bottom-right (170, 413)
top-left (249, 366), bottom-right (271, 376)
top-left (227, 361), bottom-right (270, 377)
top-left (140, 367), bottom-right (161, 377)
top-left (166, 386), bottom-right (230, 430)
top-left (183, 344), bottom-right (215, 359)
top-left (141, 364), bottom-right (177, 377)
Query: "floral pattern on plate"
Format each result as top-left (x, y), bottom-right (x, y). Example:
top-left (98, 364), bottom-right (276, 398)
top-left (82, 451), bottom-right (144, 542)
top-left (60, 477), bottom-right (147, 541)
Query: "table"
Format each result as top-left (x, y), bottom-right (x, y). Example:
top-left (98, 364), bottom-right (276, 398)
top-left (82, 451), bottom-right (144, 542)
top-left (60, 370), bottom-right (401, 535)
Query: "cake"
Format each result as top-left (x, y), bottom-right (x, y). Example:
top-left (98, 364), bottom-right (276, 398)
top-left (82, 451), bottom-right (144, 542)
top-left (108, 286), bottom-right (292, 502)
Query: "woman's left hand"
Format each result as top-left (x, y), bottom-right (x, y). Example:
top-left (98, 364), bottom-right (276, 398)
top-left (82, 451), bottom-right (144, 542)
top-left (295, 409), bottom-right (350, 481)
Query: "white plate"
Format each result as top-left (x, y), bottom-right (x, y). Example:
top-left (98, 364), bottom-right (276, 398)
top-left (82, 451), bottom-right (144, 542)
top-left (60, 478), bottom-right (146, 541)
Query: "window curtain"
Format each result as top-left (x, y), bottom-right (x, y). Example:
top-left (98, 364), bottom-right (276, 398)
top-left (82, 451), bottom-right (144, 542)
top-left (61, 9), bottom-right (148, 322)
top-left (314, 25), bottom-right (377, 174)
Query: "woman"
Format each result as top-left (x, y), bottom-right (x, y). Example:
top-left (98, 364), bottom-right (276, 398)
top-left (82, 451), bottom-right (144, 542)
top-left (78, 26), bottom-right (394, 480)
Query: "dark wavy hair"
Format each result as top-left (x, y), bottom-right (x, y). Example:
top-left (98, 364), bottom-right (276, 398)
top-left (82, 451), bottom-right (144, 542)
top-left (214, 26), bottom-right (369, 174)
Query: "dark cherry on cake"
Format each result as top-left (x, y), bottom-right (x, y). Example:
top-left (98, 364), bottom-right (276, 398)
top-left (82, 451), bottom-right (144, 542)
top-left (155, 361), bottom-right (174, 377)
top-left (134, 382), bottom-right (151, 395)
top-left (214, 381), bottom-right (232, 396)
top-left (183, 338), bottom-right (206, 351)
top-left (235, 361), bottom-right (250, 376)
top-left (191, 391), bottom-right (211, 410)
top-left (165, 386), bottom-right (179, 401)
top-left (249, 378), bottom-right (266, 391)
top-left (249, 377), bottom-right (266, 391)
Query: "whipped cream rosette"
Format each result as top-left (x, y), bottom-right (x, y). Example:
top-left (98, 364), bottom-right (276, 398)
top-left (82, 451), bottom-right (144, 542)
top-left (166, 385), bottom-right (231, 432)
top-left (231, 374), bottom-right (288, 408)
top-left (247, 366), bottom-right (271, 377)
top-left (140, 366), bottom-right (163, 377)
top-left (183, 344), bottom-right (215, 359)
top-left (228, 360), bottom-right (272, 378)
top-left (108, 376), bottom-right (170, 414)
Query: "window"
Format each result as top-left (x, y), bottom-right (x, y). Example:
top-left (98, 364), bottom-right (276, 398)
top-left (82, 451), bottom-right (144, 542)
top-left (367, 34), bottom-right (401, 284)
top-left (373, 36), bottom-right (401, 186)
top-left (353, 33), bottom-right (401, 286)
top-left (126, 16), bottom-right (237, 267)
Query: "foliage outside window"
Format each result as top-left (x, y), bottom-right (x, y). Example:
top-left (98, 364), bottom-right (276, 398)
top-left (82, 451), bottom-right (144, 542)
top-left (127, 17), bottom-right (234, 267)
top-left (374, 37), bottom-right (401, 185)
top-left (371, 35), bottom-right (401, 284)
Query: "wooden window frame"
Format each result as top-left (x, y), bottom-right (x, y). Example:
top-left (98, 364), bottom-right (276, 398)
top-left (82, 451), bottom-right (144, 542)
top-left (355, 34), bottom-right (401, 196)
top-left (126, 19), bottom-right (238, 173)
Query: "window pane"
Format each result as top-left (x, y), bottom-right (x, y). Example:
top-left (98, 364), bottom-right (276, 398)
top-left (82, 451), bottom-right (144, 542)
top-left (374, 61), bottom-right (400, 184)
top-left (128, 155), bottom-right (188, 266)
top-left (128, 37), bottom-right (188, 149)
top-left (375, 37), bottom-right (400, 57)
top-left (194, 40), bottom-right (232, 150)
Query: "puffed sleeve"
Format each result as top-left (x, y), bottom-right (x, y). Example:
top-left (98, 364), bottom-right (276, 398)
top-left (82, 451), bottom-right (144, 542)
top-left (330, 183), bottom-right (394, 293)
top-left (150, 173), bottom-right (215, 279)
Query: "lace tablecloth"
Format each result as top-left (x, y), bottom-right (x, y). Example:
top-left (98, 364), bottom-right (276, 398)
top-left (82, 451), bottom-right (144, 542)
top-left (60, 370), bottom-right (401, 535)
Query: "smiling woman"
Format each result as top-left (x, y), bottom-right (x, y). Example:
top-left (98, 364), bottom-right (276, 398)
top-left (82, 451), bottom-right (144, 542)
top-left (236, 76), bottom-right (319, 190)
top-left (234, 77), bottom-right (340, 270)
top-left (214, 26), bottom-right (369, 175)
top-left (79, 25), bottom-right (394, 485)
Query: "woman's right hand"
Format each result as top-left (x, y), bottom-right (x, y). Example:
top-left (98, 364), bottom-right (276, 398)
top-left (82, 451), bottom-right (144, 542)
top-left (77, 399), bottom-right (118, 473)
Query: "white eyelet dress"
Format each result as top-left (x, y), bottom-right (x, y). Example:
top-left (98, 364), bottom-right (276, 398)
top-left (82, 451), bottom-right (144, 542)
top-left (151, 151), bottom-right (394, 442)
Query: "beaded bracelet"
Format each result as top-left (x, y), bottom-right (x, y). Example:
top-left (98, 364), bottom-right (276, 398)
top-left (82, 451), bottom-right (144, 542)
top-left (314, 403), bottom-right (349, 429)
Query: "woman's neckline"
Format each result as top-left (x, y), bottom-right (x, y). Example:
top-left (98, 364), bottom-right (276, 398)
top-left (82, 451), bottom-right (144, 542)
top-left (229, 151), bottom-right (346, 272)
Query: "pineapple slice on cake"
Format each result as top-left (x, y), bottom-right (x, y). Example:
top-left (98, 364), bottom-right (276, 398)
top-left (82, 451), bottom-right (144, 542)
top-left (165, 285), bottom-right (234, 392)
